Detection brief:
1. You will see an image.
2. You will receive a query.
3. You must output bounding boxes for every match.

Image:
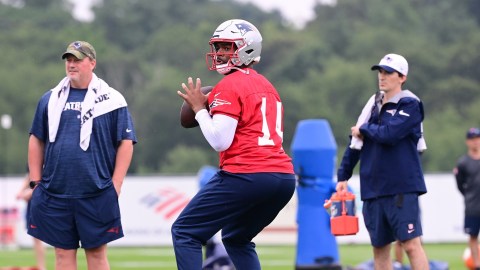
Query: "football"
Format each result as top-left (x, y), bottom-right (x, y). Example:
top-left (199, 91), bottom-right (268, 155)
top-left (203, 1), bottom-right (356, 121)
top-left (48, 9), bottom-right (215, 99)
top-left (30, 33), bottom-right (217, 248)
top-left (180, 86), bottom-right (213, 128)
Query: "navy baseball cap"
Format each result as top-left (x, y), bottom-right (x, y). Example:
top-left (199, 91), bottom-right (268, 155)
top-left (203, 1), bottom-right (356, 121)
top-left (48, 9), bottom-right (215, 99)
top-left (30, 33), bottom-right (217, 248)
top-left (466, 127), bottom-right (480, 139)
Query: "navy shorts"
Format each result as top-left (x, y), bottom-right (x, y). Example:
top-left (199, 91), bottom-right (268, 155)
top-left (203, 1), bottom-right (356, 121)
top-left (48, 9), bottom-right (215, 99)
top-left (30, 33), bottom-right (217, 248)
top-left (27, 185), bottom-right (123, 249)
top-left (363, 193), bottom-right (423, 247)
top-left (173, 171), bottom-right (296, 242)
top-left (464, 216), bottom-right (480, 237)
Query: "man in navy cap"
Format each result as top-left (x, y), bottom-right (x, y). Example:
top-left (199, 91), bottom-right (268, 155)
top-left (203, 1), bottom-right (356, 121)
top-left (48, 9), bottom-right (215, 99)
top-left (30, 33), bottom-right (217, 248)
top-left (337, 53), bottom-right (429, 269)
top-left (454, 127), bottom-right (480, 270)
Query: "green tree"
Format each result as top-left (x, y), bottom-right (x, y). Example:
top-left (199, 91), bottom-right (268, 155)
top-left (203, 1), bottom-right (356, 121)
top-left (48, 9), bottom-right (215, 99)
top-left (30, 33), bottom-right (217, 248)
top-left (1, 0), bottom-right (480, 174)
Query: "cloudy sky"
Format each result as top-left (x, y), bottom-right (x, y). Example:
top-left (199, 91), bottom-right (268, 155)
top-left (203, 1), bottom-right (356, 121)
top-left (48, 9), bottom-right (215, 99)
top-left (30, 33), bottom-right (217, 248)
top-left (71, 0), bottom-right (331, 28)
top-left (235, 0), bottom-right (320, 28)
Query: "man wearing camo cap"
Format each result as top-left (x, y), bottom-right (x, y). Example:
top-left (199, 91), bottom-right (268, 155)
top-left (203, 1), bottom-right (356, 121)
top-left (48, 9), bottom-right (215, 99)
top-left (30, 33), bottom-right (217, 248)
top-left (27, 41), bottom-right (137, 270)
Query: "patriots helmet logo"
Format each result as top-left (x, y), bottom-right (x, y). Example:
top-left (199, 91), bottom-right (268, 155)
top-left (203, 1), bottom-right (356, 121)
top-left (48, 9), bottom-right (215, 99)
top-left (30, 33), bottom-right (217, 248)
top-left (235, 22), bottom-right (254, 36)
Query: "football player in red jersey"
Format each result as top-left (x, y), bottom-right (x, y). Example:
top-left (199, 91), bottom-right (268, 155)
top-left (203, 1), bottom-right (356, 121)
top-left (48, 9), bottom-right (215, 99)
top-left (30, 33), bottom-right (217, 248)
top-left (173, 19), bottom-right (296, 270)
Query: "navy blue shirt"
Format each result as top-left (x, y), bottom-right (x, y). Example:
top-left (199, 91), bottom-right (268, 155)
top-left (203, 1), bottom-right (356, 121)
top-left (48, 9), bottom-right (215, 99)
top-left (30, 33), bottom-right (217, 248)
top-left (30, 88), bottom-right (137, 198)
top-left (455, 155), bottom-right (480, 217)
top-left (337, 93), bottom-right (427, 200)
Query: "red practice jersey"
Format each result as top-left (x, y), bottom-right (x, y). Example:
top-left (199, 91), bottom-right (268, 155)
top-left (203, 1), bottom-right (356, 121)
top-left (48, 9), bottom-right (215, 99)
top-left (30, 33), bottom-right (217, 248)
top-left (208, 68), bottom-right (294, 174)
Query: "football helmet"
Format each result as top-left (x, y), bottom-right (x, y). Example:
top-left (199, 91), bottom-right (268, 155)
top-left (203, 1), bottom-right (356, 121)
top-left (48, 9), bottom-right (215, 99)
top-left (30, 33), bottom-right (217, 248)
top-left (206, 19), bottom-right (263, 75)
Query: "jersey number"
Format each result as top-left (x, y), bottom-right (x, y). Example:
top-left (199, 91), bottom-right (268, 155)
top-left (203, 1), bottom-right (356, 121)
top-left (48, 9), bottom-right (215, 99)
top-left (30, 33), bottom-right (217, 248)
top-left (258, 97), bottom-right (283, 146)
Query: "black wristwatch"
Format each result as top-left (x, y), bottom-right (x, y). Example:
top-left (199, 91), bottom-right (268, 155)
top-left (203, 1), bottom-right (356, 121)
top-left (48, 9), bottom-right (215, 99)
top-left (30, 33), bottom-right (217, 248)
top-left (29, 180), bottom-right (40, 189)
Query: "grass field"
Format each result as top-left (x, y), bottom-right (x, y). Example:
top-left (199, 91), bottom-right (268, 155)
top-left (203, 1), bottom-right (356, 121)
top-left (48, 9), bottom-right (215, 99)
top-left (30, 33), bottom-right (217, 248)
top-left (0, 243), bottom-right (468, 269)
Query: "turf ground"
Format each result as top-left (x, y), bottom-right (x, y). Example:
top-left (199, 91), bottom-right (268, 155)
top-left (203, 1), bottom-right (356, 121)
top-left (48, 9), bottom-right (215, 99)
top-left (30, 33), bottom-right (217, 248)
top-left (0, 243), bottom-right (467, 269)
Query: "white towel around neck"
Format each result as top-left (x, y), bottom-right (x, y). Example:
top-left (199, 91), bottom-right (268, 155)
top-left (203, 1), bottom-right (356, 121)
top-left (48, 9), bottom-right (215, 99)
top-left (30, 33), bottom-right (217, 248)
top-left (350, 90), bottom-right (427, 152)
top-left (48, 73), bottom-right (127, 151)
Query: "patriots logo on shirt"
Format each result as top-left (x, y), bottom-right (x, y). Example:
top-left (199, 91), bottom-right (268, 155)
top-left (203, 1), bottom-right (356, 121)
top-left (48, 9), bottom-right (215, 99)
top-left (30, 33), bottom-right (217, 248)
top-left (235, 23), bottom-right (254, 36)
top-left (386, 109), bottom-right (396, 116)
top-left (209, 98), bottom-right (231, 110)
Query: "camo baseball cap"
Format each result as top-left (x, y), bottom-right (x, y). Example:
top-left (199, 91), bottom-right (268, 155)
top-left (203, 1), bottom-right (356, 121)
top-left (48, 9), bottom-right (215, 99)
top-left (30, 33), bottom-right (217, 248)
top-left (61, 41), bottom-right (96, 60)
